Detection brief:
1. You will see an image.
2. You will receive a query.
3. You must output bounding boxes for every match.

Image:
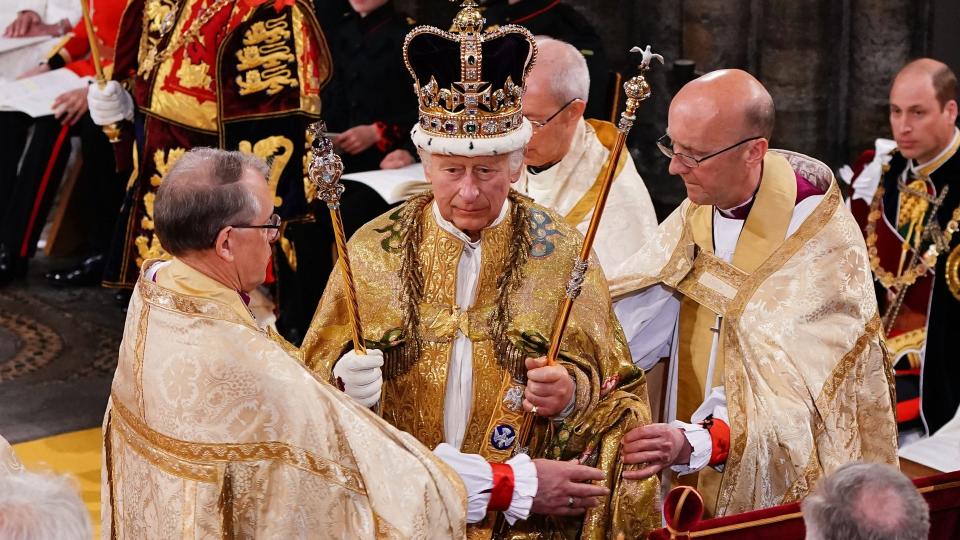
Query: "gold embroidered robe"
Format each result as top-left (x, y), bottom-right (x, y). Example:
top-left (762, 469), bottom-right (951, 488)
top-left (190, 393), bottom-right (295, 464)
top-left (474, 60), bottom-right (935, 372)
top-left (301, 193), bottom-right (660, 539)
top-left (102, 259), bottom-right (466, 539)
top-left (610, 150), bottom-right (899, 516)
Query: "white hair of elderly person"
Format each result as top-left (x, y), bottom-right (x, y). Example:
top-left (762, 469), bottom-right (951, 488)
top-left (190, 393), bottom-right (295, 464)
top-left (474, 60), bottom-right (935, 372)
top-left (801, 462), bottom-right (930, 540)
top-left (0, 468), bottom-right (91, 540)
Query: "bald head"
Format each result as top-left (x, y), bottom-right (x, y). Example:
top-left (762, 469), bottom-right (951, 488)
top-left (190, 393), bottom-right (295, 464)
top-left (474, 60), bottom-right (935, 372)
top-left (672, 69), bottom-right (775, 141)
top-left (894, 58), bottom-right (957, 109)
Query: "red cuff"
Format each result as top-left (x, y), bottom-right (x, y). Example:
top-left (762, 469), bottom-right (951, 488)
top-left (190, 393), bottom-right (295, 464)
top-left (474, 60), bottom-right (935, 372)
top-left (488, 462), bottom-right (515, 512)
top-left (707, 418), bottom-right (730, 466)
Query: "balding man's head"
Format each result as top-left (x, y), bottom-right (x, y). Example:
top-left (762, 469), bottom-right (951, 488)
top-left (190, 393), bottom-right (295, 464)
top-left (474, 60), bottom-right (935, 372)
top-left (672, 69), bottom-right (775, 141)
top-left (154, 148), bottom-right (269, 255)
top-left (522, 36), bottom-right (589, 167)
top-left (895, 58), bottom-right (957, 109)
top-left (665, 69), bottom-right (772, 208)
top-left (801, 462), bottom-right (929, 540)
top-left (889, 58), bottom-right (958, 163)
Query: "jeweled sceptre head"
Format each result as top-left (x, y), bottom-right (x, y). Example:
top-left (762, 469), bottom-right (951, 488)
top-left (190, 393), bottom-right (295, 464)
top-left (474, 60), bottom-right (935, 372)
top-left (307, 121), bottom-right (345, 208)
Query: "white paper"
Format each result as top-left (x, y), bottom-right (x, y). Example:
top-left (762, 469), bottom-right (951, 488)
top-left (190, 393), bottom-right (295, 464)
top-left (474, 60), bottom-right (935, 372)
top-left (0, 35), bottom-right (49, 54)
top-left (898, 406), bottom-right (960, 472)
top-left (341, 163), bottom-right (428, 205)
top-left (0, 68), bottom-right (87, 117)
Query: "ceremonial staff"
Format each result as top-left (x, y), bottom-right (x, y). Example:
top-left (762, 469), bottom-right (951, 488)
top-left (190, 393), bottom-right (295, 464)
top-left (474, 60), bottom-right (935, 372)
top-left (79, 0), bottom-right (121, 142)
top-left (307, 122), bottom-right (366, 355)
top-left (516, 45), bottom-right (663, 449)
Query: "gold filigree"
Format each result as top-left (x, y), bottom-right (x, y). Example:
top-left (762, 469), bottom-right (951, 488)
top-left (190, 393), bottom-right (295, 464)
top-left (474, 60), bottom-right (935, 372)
top-left (175, 57), bottom-right (212, 89)
top-left (236, 67), bottom-right (298, 96)
top-left (898, 179), bottom-right (930, 230)
top-left (110, 397), bottom-right (367, 495)
top-left (948, 239), bottom-right (960, 301)
top-left (242, 16), bottom-right (290, 46)
top-left (139, 0), bottom-right (233, 76)
top-left (235, 15), bottom-right (298, 96)
top-left (237, 136), bottom-right (293, 207)
top-left (236, 44), bottom-right (294, 71)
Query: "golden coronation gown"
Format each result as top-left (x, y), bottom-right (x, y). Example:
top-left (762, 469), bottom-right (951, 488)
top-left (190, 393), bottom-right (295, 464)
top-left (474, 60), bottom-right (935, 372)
top-left (302, 192), bottom-right (660, 539)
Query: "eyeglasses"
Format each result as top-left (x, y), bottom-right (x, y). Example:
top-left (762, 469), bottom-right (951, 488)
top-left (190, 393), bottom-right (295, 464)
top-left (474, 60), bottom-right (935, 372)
top-left (657, 133), bottom-right (763, 169)
top-left (525, 98), bottom-right (578, 129)
top-left (230, 213), bottom-right (281, 242)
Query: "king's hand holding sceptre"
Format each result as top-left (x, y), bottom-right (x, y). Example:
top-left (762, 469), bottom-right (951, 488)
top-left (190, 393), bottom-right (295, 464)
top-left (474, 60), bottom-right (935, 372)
top-left (307, 122), bottom-right (383, 409)
top-left (516, 45), bottom-right (663, 449)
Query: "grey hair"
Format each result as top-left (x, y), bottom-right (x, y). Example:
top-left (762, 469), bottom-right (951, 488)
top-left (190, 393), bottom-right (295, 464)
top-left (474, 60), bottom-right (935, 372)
top-left (533, 36), bottom-right (590, 105)
top-left (801, 462), bottom-right (929, 540)
top-left (0, 470), bottom-right (92, 540)
top-left (418, 148), bottom-right (526, 176)
top-left (154, 148), bottom-right (269, 256)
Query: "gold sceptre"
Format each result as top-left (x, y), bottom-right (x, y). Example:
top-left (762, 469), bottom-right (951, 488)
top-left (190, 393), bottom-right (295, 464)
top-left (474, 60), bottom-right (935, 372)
top-left (307, 122), bottom-right (366, 355)
top-left (515, 45), bottom-right (663, 451)
top-left (79, 0), bottom-right (121, 143)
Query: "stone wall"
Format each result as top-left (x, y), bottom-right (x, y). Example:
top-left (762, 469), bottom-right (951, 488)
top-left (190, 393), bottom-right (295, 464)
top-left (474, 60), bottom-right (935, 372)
top-left (395, 0), bottom-right (958, 218)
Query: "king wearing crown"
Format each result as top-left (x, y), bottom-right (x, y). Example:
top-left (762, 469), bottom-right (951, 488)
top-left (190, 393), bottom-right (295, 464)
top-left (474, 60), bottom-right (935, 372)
top-left (301, 2), bottom-right (659, 538)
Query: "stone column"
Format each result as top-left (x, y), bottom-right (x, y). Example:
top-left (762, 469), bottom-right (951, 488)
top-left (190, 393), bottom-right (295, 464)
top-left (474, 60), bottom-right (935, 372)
top-left (681, 0), bottom-right (751, 71)
top-left (846, 0), bottom-right (915, 160)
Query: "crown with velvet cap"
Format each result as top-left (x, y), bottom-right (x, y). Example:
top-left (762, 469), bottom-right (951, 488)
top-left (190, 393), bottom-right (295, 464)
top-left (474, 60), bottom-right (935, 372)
top-left (402, 0), bottom-right (537, 156)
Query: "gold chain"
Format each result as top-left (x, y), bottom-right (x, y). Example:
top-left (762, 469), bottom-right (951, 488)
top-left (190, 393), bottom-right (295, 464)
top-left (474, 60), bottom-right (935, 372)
top-left (867, 181), bottom-right (960, 289)
top-left (139, 0), bottom-right (234, 76)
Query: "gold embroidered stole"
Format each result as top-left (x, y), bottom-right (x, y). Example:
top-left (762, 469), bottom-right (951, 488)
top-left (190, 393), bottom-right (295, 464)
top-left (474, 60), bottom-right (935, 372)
top-left (380, 209), bottom-right (518, 458)
top-left (563, 119), bottom-right (628, 226)
top-left (675, 153), bottom-right (797, 513)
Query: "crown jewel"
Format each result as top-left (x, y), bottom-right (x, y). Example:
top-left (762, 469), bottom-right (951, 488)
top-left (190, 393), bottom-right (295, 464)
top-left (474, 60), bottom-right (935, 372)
top-left (403, 0), bottom-right (536, 153)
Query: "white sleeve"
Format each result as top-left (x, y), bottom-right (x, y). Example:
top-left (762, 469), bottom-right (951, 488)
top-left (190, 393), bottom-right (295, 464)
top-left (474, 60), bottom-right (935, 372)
top-left (850, 138), bottom-right (897, 203)
top-left (613, 284), bottom-right (681, 371)
top-left (669, 387), bottom-right (728, 475)
top-left (45, 0), bottom-right (81, 25)
top-left (433, 443), bottom-right (538, 524)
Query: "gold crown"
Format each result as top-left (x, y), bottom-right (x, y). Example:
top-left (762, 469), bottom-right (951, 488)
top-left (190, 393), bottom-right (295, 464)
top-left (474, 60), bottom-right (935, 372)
top-left (402, 0), bottom-right (536, 145)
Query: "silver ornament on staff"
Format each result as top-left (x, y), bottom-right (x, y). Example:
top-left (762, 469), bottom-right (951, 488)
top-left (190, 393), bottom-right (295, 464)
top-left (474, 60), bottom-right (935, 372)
top-left (307, 121), bottom-right (366, 355)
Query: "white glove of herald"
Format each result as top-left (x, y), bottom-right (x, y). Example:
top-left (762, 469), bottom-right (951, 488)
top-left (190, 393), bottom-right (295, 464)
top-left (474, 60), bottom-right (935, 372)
top-left (87, 80), bottom-right (134, 125)
top-left (333, 349), bottom-right (383, 408)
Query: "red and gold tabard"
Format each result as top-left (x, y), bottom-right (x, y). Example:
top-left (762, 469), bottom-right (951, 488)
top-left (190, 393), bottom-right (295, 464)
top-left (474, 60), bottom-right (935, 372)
top-left (104, 0), bottom-right (332, 289)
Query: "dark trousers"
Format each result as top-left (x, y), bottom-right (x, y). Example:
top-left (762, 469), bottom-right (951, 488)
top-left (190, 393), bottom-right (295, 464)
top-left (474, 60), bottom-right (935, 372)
top-left (0, 112), bottom-right (124, 260)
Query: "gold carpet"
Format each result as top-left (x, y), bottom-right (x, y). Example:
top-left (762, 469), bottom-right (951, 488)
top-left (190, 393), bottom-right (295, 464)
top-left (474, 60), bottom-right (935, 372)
top-left (13, 427), bottom-right (102, 538)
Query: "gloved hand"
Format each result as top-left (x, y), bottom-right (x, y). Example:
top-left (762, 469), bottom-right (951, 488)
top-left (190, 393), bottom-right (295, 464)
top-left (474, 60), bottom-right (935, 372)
top-left (87, 81), bottom-right (134, 126)
top-left (333, 349), bottom-right (383, 408)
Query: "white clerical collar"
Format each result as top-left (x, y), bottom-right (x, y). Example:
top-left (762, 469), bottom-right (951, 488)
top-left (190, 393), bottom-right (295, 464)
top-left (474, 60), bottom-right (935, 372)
top-left (431, 198), bottom-right (511, 247)
top-left (909, 127), bottom-right (960, 176)
top-left (716, 195), bottom-right (755, 220)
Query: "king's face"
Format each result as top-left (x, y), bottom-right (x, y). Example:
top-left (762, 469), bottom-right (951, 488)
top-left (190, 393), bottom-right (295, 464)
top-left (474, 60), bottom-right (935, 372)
top-left (423, 152), bottom-right (519, 241)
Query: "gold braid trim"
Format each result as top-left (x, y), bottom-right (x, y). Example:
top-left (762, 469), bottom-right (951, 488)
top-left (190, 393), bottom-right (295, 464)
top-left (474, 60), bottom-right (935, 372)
top-left (489, 191), bottom-right (534, 382)
top-left (389, 191), bottom-right (532, 382)
top-left (109, 397), bottom-right (367, 495)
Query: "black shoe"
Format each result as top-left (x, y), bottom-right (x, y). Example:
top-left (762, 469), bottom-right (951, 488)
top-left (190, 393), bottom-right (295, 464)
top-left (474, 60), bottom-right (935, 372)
top-left (0, 243), bottom-right (27, 287)
top-left (44, 254), bottom-right (105, 287)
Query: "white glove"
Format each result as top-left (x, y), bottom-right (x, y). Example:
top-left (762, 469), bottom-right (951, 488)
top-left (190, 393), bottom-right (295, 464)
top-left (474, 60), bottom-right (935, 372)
top-left (333, 349), bottom-right (383, 408)
top-left (87, 80), bottom-right (134, 126)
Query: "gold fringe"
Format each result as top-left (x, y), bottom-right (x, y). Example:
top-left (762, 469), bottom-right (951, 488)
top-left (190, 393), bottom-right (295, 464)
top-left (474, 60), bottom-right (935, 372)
top-left (219, 466), bottom-right (235, 540)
